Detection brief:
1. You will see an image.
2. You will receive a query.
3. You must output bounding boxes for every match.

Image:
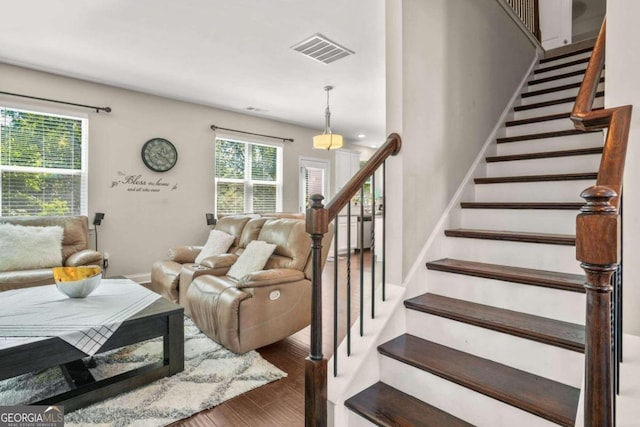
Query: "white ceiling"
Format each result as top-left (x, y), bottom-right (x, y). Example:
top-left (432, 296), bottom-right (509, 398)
top-left (0, 0), bottom-right (386, 147)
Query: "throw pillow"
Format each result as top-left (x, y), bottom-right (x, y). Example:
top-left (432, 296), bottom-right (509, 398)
top-left (227, 240), bottom-right (277, 280)
top-left (0, 224), bottom-right (64, 272)
top-left (194, 229), bottom-right (235, 264)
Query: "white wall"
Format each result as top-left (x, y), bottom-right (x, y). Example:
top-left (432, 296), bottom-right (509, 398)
top-left (606, 0), bottom-right (640, 336)
top-left (0, 63), bottom-right (334, 278)
top-left (385, 0), bottom-right (536, 282)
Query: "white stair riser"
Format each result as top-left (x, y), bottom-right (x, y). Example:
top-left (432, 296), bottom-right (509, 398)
top-left (512, 97), bottom-right (604, 121)
top-left (525, 74), bottom-right (585, 93)
top-left (532, 63), bottom-right (588, 79)
top-left (406, 311), bottom-right (584, 387)
top-left (487, 154), bottom-right (601, 176)
top-left (460, 208), bottom-right (578, 234)
top-left (440, 237), bottom-right (582, 274)
top-left (425, 270), bottom-right (585, 324)
top-left (497, 132), bottom-right (604, 156)
top-left (379, 356), bottom-right (561, 427)
top-left (519, 82), bottom-right (604, 106)
top-left (540, 51), bottom-right (592, 67)
top-left (346, 412), bottom-right (377, 427)
top-left (505, 119), bottom-right (573, 137)
top-left (474, 179), bottom-right (595, 203)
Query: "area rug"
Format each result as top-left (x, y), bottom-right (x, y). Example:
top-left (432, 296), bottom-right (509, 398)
top-left (0, 318), bottom-right (287, 426)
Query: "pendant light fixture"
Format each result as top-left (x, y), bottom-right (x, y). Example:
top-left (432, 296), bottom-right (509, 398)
top-left (313, 85), bottom-right (344, 150)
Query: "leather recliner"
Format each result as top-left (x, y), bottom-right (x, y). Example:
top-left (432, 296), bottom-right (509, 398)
top-left (185, 217), bottom-right (333, 354)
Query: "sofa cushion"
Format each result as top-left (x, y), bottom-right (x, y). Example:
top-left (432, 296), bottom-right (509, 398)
top-left (259, 219), bottom-right (311, 272)
top-left (227, 240), bottom-right (276, 280)
top-left (0, 224), bottom-right (63, 272)
top-left (214, 215), bottom-right (252, 248)
top-left (195, 230), bottom-right (235, 264)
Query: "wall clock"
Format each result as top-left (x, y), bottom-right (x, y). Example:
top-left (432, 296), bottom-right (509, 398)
top-left (141, 138), bottom-right (178, 172)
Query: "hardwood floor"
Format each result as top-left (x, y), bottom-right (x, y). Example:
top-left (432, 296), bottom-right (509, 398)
top-left (171, 250), bottom-right (375, 427)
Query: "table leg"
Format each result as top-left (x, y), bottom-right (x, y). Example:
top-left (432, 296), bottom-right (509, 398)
top-left (165, 312), bottom-right (184, 375)
top-left (61, 359), bottom-right (96, 389)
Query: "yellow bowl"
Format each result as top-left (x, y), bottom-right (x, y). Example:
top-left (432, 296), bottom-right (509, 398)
top-left (53, 266), bottom-right (103, 298)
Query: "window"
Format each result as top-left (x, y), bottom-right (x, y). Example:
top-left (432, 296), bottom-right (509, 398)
top-left (0, 107), bottom-right (88, 217)
top-left (215, 137), bottom-right (282, 215)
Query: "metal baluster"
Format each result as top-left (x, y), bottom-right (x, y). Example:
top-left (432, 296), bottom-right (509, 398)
top-left (371, 173), bottom-right (376, 319)
top-left (332, 217), bottom-right (339, 378)
top-left (347, 203), bottom-right (352, 356)
top-left (382, 162), bottom-right (386, 301)
top-left (359, 186), bottom-right (365, 337)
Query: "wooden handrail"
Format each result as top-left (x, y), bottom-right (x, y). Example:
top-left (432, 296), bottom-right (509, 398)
top-left (325, 133), bottom-right (401, 222)
top-left (572, 17), bottom-right (633, 427)
top-left (304, 132), bottom-right (401, 426)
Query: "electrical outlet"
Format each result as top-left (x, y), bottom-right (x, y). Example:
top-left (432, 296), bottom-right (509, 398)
top-left (103, 252), bottom-right (110, 270)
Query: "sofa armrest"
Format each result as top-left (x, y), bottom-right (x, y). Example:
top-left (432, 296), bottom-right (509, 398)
top-left (167, 246), bottom-right (203, 263)
top-left (235, 268), bottom-right (305, 288)
top-left (200, 253), bottom-right (238, 269)
top-left (65, 249), bottom-right (103, 267)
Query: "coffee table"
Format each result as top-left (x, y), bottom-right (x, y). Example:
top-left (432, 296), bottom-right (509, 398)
top-left (0, 289), bottom-right (184, 412)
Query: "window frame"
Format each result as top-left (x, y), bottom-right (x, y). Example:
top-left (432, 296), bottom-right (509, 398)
top-left (0, 103), bottom-right (89, 217)
top-left (214, 136), bottom-right (283, 215)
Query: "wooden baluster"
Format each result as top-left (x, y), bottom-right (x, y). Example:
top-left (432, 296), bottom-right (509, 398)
top-left (577, 185), bottom-right (619, 427)
top-left (305, 194), bottom-right (328, 427)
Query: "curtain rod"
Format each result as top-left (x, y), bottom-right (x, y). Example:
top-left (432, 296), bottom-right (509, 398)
top-left (0, 91), bottom-right (111, 113)
top-left (210, 124), bottom-right (293, 143)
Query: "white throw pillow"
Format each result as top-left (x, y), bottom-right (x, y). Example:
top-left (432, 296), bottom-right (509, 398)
top-left (194, 229), bottom-right (235, 264)
top-left (227, 240), bottom-right (277, 280)
top-left (0, 224), bottom-right (64, 272)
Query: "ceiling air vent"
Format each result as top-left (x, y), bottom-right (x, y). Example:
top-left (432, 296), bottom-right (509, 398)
top-left (291, 33), bottom-right (355, 64)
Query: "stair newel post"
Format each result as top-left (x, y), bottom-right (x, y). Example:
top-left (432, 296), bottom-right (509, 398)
top-left (577, 185), bottom-right (619, 427)
top-left (305, 193), bottom-right (329, 427)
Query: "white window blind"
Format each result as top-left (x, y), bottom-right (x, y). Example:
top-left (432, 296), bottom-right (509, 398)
top-left (215, 138), bottom-right (282, 215)
top-left (304, 166), bottom-right (325, 207)
top-left (0, 107), bottom-right (88, 217)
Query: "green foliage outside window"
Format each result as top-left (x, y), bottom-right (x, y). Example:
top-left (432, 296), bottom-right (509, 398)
top-left (215, 138), bottom-right (280, 215)
top-left (0, 108), bottom-right (85, 217)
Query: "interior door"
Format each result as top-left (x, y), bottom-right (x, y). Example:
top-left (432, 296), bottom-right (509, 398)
top-left (299, 158), bottom-right (330, 212)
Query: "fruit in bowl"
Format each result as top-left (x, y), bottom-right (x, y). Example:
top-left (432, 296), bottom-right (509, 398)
top-left (53, 266), bottom-right (103, 298)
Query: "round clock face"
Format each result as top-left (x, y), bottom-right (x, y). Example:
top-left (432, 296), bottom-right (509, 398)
top-left (141, 138), bottom-right (178, 172)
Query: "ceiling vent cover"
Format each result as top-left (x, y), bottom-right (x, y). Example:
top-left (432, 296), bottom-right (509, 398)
top-left (291, 33), bottom-right (355, 64)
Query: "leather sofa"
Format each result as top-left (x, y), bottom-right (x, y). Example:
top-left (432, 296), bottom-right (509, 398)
top-left (151, 213), bottom-right (332, 353)
top-left (150, 213), bottom-right (304, 309)
top-left (0, 215), bottom-right (103, 292)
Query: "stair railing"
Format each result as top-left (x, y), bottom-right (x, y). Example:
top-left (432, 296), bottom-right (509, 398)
top-left (305, 133), bottom-right (401, 426)
top-left (502, 0), bottom-right (541, 41)
top-left (571, 18), bottom-right (632, 427)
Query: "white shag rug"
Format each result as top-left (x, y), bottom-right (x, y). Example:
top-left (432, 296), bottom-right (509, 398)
top-left (0, 318), bottom-right (287, 426)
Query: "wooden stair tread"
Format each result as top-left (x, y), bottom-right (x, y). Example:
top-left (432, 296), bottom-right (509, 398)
top-left (379, 335), bottom-right (581, 426)
top-left (405, 294), bottom-right (585, 352)
top-left (528, 69), bottom-right (586, 86)
top-left (460, 201), bottom-right (584, 210)
top-left (539, 46), bottom-right (593, 64)
top-left (506, 108), bottom-right (603, 126)
top-left (486, 147), bottom-right (603, 162)
top-left (474, 172), bottom-right (597, 184)
top-left (506, 112), bottom-right (570, 126)
top-left (522, 77), bottom-right (604, 98)
top-left (444, 228), bottom-right (576, 246)
top-left (426, 258), bottom-right (585, 293)
top-left (345, 382), bottom-right (473, 427)
top-left (534, 57), bottom-right (590, 75)
top-left (514, 91), bottom-right (604, 111)
top-left (496, 129), bottom-right (598, 144)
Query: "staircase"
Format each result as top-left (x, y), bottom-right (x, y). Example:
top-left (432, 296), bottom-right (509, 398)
top-left (345, 44), bottom-right (604, 426)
